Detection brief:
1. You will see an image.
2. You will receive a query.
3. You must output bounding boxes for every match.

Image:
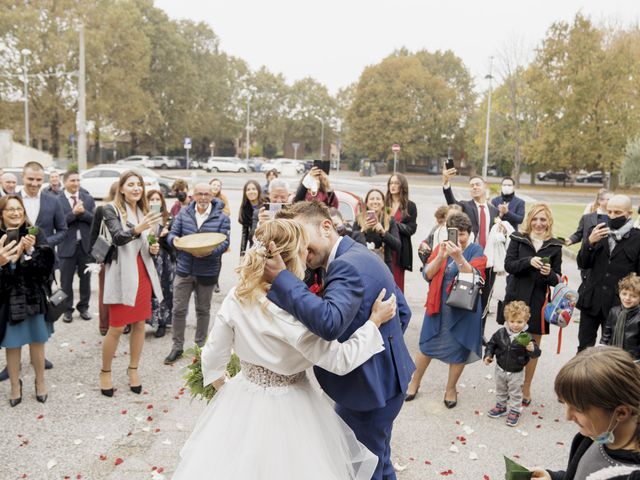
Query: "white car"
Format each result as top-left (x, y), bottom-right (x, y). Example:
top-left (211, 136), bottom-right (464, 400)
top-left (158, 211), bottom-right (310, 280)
top-left (260, 159), bottom-right (304, 174)
top-left (143, 156), bottom-right (181, 169)
top-left (205, 157), bottom-right (248, 173)
top-left (80, 165), bottom-right (161, 199)
top-left (116, 155), bottom-right (149, 166)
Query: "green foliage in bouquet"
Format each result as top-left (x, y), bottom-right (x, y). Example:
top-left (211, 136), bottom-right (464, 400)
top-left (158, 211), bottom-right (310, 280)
top-left (183, 344), bottom-right (241, 402)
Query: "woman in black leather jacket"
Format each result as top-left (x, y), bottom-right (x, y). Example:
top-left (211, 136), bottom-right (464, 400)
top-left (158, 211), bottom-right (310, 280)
top-left (0, 195), bottom-right (55, 406)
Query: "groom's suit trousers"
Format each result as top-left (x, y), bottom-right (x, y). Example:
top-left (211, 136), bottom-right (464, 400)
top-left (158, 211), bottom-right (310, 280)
top-left (336, 392), bottom-right (405, 480)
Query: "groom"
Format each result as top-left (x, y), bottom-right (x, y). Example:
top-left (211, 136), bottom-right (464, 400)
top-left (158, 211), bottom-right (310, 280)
top-left (264, 201), bottom-right (415, 480)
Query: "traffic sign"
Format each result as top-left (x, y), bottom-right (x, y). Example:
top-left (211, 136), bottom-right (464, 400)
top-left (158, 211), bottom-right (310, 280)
top-left (392, 144), bottom-right (401, 153)
top-left (184, 137), bottom-right (192, 150)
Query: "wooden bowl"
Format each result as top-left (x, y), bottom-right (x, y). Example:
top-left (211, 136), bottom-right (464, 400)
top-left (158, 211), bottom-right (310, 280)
top-left (173, 232), bottom-right (227, 256)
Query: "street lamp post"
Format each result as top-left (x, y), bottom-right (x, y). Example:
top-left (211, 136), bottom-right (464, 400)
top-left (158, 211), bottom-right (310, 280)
top-left (316, 116), bottom-right (325, 160)
top-left (292, 142), bottom-right (300, 160)
top-left (245, 95), bottom-right (251, 161)
top-left (482, 56), bottom-right (494, 179)
top-left (20, 49), bottom-right (31, 147)
top-left (77, 23), bottom-right (87, 171)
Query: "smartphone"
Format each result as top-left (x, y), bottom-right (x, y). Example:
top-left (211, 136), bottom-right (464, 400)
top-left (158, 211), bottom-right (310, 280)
top-left (447, 227), bottom-right (459, 245)
top-left (313, 159), bottom-right (330, 175)
top-left (366, 210), bottom-right (377, 223)
top-left (150, 204), bottom-right (162, 214)
top-left (445, 147), bottom-right (455, 170)
top-left (265, 203), bottom-right (289, 213)
top-left (596, 214), bottom-right (609, 226)
top-left (6, 227), bottom-right (20, 245)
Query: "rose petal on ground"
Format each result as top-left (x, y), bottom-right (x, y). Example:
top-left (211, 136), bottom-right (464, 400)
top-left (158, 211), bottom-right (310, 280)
top-left (484, 475), bottom-right (490, 480)
top-left (114, 458), bottom-right (123, 466)
top-left (393, 462), bottom-right (408, 471)
top-left (162, 439), bottom-right (172, 445)
top-left (521, 431), bottom-right (529, 437)
top-left (120, 410), bottom-right (127, 415)
top-left (424, 460), bottom-right (432, 465)
top-left (449, 444), bottom-right (459, 453)
top-left (469, 452), bottom-right (479, 460)
top-left (61, 342), bottom-right (70, 347)
top-left (463, 425), bottom-right (474, 435)
top-left (135, 416), bottom-right (144, 422)
top-left (46, 459), bottom-right (57, 469)
top-left (37, 414), bottom-right (44, 420)
top-left (484, 374), bottom-right (492, 380)
top-left (146, 416), bottom-right (153, 422)
top-left (142, 427), bottom-right (151, 432)
top-left (147, 404), bottom-right (153, 409)
top-left (75, 393), bottom-right (85, 399)
top-left (95, 435), bottom-right (105, 440)
top-left (478, 444), bottom-right (487, 449)
top-left (99, 455), bottom-right (107, 461)
top-left (73, 439), bottom-right (82, 445)
top-left (176, 423), bottom-right (184, 430)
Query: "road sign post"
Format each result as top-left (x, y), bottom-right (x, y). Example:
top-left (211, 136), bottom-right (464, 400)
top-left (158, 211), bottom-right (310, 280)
top-left (184, 137), bottom-right (192, 170)
top-left (392, 144), bottom-right (401, 174)
top-left (292, 142), bottom-right (300, 160)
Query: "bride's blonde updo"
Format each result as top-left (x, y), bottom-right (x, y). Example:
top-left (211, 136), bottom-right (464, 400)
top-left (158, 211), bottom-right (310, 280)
top-left (235, 219), bottom-right (308, 304)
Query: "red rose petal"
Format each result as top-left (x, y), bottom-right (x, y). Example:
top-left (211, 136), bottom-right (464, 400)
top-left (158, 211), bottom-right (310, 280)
top-left (99, 455), bottom-right (107, 461)
top-left (424, 460), bottom-right (432, 465)
top-left (151, 466), bottom-right (157, 471)
top-left (162, 408), bottom-right (168, 413)
top-left (36, 414), bottom-right (44, 420)
top-left (146, 416), bottom-right (153, 422)
top-left (114, 458), bottom-right (123, 466)
top-left (531, 411), bottom-right (539, 415)
top-left (484, 475), bottom-right (490, 480)
top-left (514, 454), bottom-right (521, 459)
top-left (154, 428), bottom-right (160, 433)
top-left (408, 457), bottom-right (415, 461)
top-left (120, 409), bottom-right (127, 415)
top-left (146, 404), bottom-right (153, 409)
top-left (157, 468), bottom-right (164, 474)
top-left (536, 424), bottom-right (542, 429)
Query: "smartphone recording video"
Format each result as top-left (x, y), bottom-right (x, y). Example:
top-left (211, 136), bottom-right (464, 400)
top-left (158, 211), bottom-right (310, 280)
top-left (447, 227), bottom-right (459, 245)
top-left (313, 159), bottom-right (330, 175)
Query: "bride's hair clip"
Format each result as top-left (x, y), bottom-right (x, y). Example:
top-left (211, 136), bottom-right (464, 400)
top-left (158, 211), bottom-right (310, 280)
top-left (250, 238), bottom-right (269, 257)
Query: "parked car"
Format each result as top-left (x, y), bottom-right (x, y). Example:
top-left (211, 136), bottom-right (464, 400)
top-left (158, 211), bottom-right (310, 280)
top-left (260, 159), bottom-right (305, 174)
top-left (204, 156), bottom-right (248, 173)
top-left (143, 156), bottom-right (181, 169)
top-left (79, 165), bottom-right (160, 199)
top-left (335, 190), bottom-right (364, 226)
top-left (116, 155), bottom-right (149, 166)
top-left (246, 158), bottom-right (264, 172)
top-left (536, 170), bottom-right (570, 182)
top-left (576, 171), bottom-right (603, 184)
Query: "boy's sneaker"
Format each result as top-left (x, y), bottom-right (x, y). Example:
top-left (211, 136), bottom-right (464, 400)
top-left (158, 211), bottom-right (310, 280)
top-left (506, 409), bottom-right (521, 427)
top-left (487, 403), bottom-right (508, 418)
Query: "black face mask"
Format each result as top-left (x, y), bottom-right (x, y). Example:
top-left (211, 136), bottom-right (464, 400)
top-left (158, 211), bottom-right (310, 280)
top-left (177, 192), bottom-right (187, 202)
top-left (609, 215), bottom-right (628, 230)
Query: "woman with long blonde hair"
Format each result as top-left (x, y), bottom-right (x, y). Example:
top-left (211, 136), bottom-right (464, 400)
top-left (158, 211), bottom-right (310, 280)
top-left (352, 189), bottom-right (401, 274)
top-left (500, 203), bottom-right (563, 407)
top-left (174, 219), bottom-right (397, 480)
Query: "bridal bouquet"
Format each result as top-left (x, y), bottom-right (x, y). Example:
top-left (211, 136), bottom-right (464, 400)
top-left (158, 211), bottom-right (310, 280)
top-left (183, 345), bottom-right (241, 402)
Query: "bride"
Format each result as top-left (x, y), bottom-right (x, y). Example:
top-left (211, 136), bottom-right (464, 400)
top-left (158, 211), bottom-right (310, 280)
top-left (173, 219), bottom-right (397, 479)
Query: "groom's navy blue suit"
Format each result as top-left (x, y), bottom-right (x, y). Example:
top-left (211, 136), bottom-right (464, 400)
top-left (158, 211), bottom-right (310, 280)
top-left (268, 235), bottom-right (415, 479)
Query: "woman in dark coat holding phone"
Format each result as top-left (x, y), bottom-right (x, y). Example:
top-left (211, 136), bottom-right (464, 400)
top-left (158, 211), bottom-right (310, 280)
top-left (352, 189), bottom-right (401, 274)
top-left (386, 173), bottom-right (417, 292)
top-left (0, 194), bottom-right (55, 406)
top-left (500, 203), bottom-right (563, 406)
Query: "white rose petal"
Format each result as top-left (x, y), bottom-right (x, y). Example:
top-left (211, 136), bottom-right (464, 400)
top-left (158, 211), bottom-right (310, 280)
top-left (485, 374), bottom-right (493, 380)
top-left (521, 431), bottom-right (529, 437)
top-left (176, 423), bottom-right (184, 431)
top-left (478, 444), bottom-right (487, 449)
top-left (60, 342), bottom-right (70, 347)
top-left (469, 452), bottom-right (479, 460)
top-left (135, 415), bottom-right (144, 422)
top-left (46, 459), bottom-right (57, 470)
top-left (142, 426), bottom-right (151, 432)
top-left (162, 439), bottom-right (172, 445)
top-left (95, 435), bottom-right (105, 440)
top-left (459, 383), bottom-right (466, 388)
top-left (73, 439), bottom-right (82, 445)
top-left (75, 393), bottom-right (85, 399)
top-left (463, 425), bottom-right (474, 435)
top-left (449, 445), bottom-right (459, 453)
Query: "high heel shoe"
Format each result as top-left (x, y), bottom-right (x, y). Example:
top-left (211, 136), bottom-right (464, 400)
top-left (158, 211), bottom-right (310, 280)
top-left (443, 390), bottom-right (458, 409)
top-left (405, 387), bottom-right (420, 402)
top-left (35, 379), bottom-right (48, 403)
top-left (99, 369), bottom-right (114, 397)
top-left (127, 366), bottom-right (142, 394)
top-left (9, 379), bottom-right (23, 407)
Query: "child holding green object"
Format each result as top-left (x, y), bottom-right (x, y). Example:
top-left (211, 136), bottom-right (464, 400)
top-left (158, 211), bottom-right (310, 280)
top-left (484, 301), bottom-right (541, 427)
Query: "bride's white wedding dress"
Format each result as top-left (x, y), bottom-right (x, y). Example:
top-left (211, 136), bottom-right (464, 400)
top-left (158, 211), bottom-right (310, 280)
top-left (172, 287), bottom-right (382, 480)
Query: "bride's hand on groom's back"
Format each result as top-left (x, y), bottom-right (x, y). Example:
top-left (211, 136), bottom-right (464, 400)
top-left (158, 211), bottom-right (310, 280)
top-left (369, 288), bottom-right (397, 328)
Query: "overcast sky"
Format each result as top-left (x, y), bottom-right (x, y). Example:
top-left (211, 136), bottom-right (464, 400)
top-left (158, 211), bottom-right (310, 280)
top-left (155, 0), bottom-right (639, 93)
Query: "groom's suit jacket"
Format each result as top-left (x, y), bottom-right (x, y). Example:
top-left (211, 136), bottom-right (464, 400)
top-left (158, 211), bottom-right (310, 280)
top-left (267, 235), bottom-right (415, 411)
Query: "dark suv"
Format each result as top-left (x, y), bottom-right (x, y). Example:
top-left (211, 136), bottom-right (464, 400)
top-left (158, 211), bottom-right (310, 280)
top-left (536, 171), bottom-right (570, 182)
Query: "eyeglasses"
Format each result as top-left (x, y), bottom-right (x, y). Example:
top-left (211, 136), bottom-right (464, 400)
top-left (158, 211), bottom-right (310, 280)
top-left (4, 207), bottom-right (24, 214)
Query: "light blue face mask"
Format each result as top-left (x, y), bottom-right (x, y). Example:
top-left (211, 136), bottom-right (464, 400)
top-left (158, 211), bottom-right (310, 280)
top-left (591, 416), bottom-right (619, 446)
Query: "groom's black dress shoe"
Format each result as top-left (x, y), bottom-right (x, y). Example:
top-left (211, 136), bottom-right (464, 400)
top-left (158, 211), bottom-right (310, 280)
top-left (164, 349), bottom-right (183, 365)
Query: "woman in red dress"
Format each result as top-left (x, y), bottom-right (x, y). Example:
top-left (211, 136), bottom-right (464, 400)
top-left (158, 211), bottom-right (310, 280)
top-left (99, 171), bottom-right (163, 397)
top-left (386, 173), bottom-right (417, 292)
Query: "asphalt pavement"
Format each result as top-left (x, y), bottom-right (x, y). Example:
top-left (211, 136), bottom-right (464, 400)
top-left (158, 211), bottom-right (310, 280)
top-left (1, 171), bottom-right (589, 479)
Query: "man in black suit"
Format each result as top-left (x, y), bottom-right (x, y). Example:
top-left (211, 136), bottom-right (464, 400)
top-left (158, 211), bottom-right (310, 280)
top-left (0, 161), bottom-right (68, 382)
top-left (442, 166), bottom-right (499, 332)
top-left (58, 169), bottom-right (96, 322)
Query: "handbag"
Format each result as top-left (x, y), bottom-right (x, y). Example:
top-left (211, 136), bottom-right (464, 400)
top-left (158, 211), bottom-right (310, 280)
top-left (45, 280), bottom-right (68, 323)
top-left (90, 206), bottom-right (115, 264)
top-left (445, 270), bottom-right (484, 312)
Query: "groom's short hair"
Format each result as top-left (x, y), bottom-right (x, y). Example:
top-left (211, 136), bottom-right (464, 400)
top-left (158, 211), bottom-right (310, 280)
top-left (275, 200), bottom-right (332, 227)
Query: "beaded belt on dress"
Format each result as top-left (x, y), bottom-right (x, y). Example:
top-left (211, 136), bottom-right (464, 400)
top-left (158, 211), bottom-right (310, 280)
top-left (240, 361), bottom-right (306, 387)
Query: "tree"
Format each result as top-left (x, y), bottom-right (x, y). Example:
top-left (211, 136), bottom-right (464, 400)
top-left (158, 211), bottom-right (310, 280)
top-left (346, 50), bottom-right (474, 169)
top-left (620, 137), bottom-right (640, 187)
